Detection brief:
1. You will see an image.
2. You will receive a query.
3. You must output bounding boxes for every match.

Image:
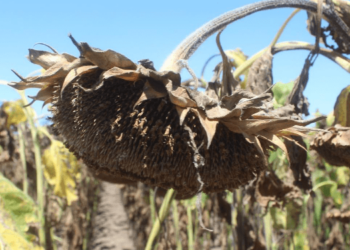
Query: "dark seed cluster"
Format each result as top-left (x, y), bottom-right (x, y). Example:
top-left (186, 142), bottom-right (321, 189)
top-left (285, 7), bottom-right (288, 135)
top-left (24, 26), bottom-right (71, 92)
top-left (50, 70), bottom-right (265, 198)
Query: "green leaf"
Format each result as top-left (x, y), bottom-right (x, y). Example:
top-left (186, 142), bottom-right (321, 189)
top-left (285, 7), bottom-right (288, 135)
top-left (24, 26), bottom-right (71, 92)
top-left (0, 174), bottom-right (39, 236)
top-left (272, 81), bottom-right (294, 108)
top-left (0, 174), bottom-right (42, 249)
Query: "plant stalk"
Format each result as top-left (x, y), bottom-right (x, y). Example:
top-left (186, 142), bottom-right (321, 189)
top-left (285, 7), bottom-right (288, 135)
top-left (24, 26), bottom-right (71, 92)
top-left (145, 188), bottom-right (177, 250)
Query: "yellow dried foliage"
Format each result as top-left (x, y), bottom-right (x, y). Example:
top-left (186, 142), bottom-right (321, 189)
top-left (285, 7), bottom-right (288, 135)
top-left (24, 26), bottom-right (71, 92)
top-left (2, 100), bottom-right (27, 128)
top-left (42, 140), bottom-right (81, 205)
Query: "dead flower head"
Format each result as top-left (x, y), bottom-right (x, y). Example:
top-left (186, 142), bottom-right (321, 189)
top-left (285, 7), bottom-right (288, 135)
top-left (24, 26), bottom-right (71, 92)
top-left (9, 33), bottom-right (322, 199)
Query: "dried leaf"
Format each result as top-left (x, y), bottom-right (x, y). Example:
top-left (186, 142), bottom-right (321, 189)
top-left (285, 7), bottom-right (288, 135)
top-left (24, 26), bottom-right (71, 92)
top-left (80, 42), bottom-right (137, 70)
top-left (29, 84), bottom-right (55, 102)
top-left (246, 50), bottom-right (273, 95)
top-left (61, 65), bottom-right (99, 95)
top-left (28, 49), bottom-right (76, 70)
top-left (286, 58), bottom-right (311, 116)
top-left (284, 136), bottom-right (312, 190)
top-left (13, 58), bottom-right (91, 87)
top-left (333, 85), bottom-right (350, 126)
top-left (255, 171), bottom-right (295, 208)
top-left (134, 80), bottom-right (167, 107)
top-left (102, 66), bottom-right (141, 81)
top-left (190, 108), bottom-right (219, 148)
top-left (167, 86), bottom-right (197, 108)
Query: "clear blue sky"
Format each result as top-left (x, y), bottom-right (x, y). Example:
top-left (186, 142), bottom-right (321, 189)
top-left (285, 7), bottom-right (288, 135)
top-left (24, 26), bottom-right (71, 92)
top-left (1, 0), bottom-right (349, 120)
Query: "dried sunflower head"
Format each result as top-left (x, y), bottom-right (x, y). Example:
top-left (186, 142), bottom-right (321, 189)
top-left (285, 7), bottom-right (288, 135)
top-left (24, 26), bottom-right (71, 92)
top-left (9, 34), bottom-right (322, 199)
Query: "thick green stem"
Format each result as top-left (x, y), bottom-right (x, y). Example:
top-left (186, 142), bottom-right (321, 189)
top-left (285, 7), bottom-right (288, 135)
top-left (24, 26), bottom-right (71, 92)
top-left (145, 188), bottom-right (176, 250)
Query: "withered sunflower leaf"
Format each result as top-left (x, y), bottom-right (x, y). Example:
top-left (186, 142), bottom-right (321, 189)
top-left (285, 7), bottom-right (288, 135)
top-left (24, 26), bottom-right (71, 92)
top-left (28, 49), bottom-right (76, 70)
top-left (286, 58), bottom-right (311, 116)
top-left (191, 108), bottom-right (219, 148)
top-left (264, 116), bottom-right (326, 134)
top-left (221, 90), bottom-right (257, 110)
top-left (166, 85), bottom-right (197, 108)
top-left (61, 65), bottom-right (99, 96)
top-left (246, 50), bottom-right (273, 95)
top-left (221, 116), bottom-right (325, 136)
top-left (20, 58), bottom-right (91, 86)
top-left (134, 80), bottom-right (168, 108)
top-left (140, 67), bottom-right (181, 87)
top-left (28, 84), bottom-right (55, 105)
top-left (102, 66), bottom-right (141, 81)
top-left (80, 42), bottom-right (137, 70)
top-left (216, 29), bottom-right (238, 96)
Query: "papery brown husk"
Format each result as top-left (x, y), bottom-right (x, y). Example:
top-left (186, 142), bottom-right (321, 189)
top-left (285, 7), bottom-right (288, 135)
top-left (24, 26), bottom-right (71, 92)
top-left (50, 69), bottom-right (266, 199)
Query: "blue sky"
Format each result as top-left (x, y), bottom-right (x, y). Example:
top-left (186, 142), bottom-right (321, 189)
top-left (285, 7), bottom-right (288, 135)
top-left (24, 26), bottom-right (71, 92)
top-left (1, 0), bottom-right (348, 121)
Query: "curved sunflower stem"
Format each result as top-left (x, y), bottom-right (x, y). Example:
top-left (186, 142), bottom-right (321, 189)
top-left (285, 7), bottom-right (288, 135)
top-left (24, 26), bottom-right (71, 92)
top-left (145, 188), bottom-right (177, 250)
